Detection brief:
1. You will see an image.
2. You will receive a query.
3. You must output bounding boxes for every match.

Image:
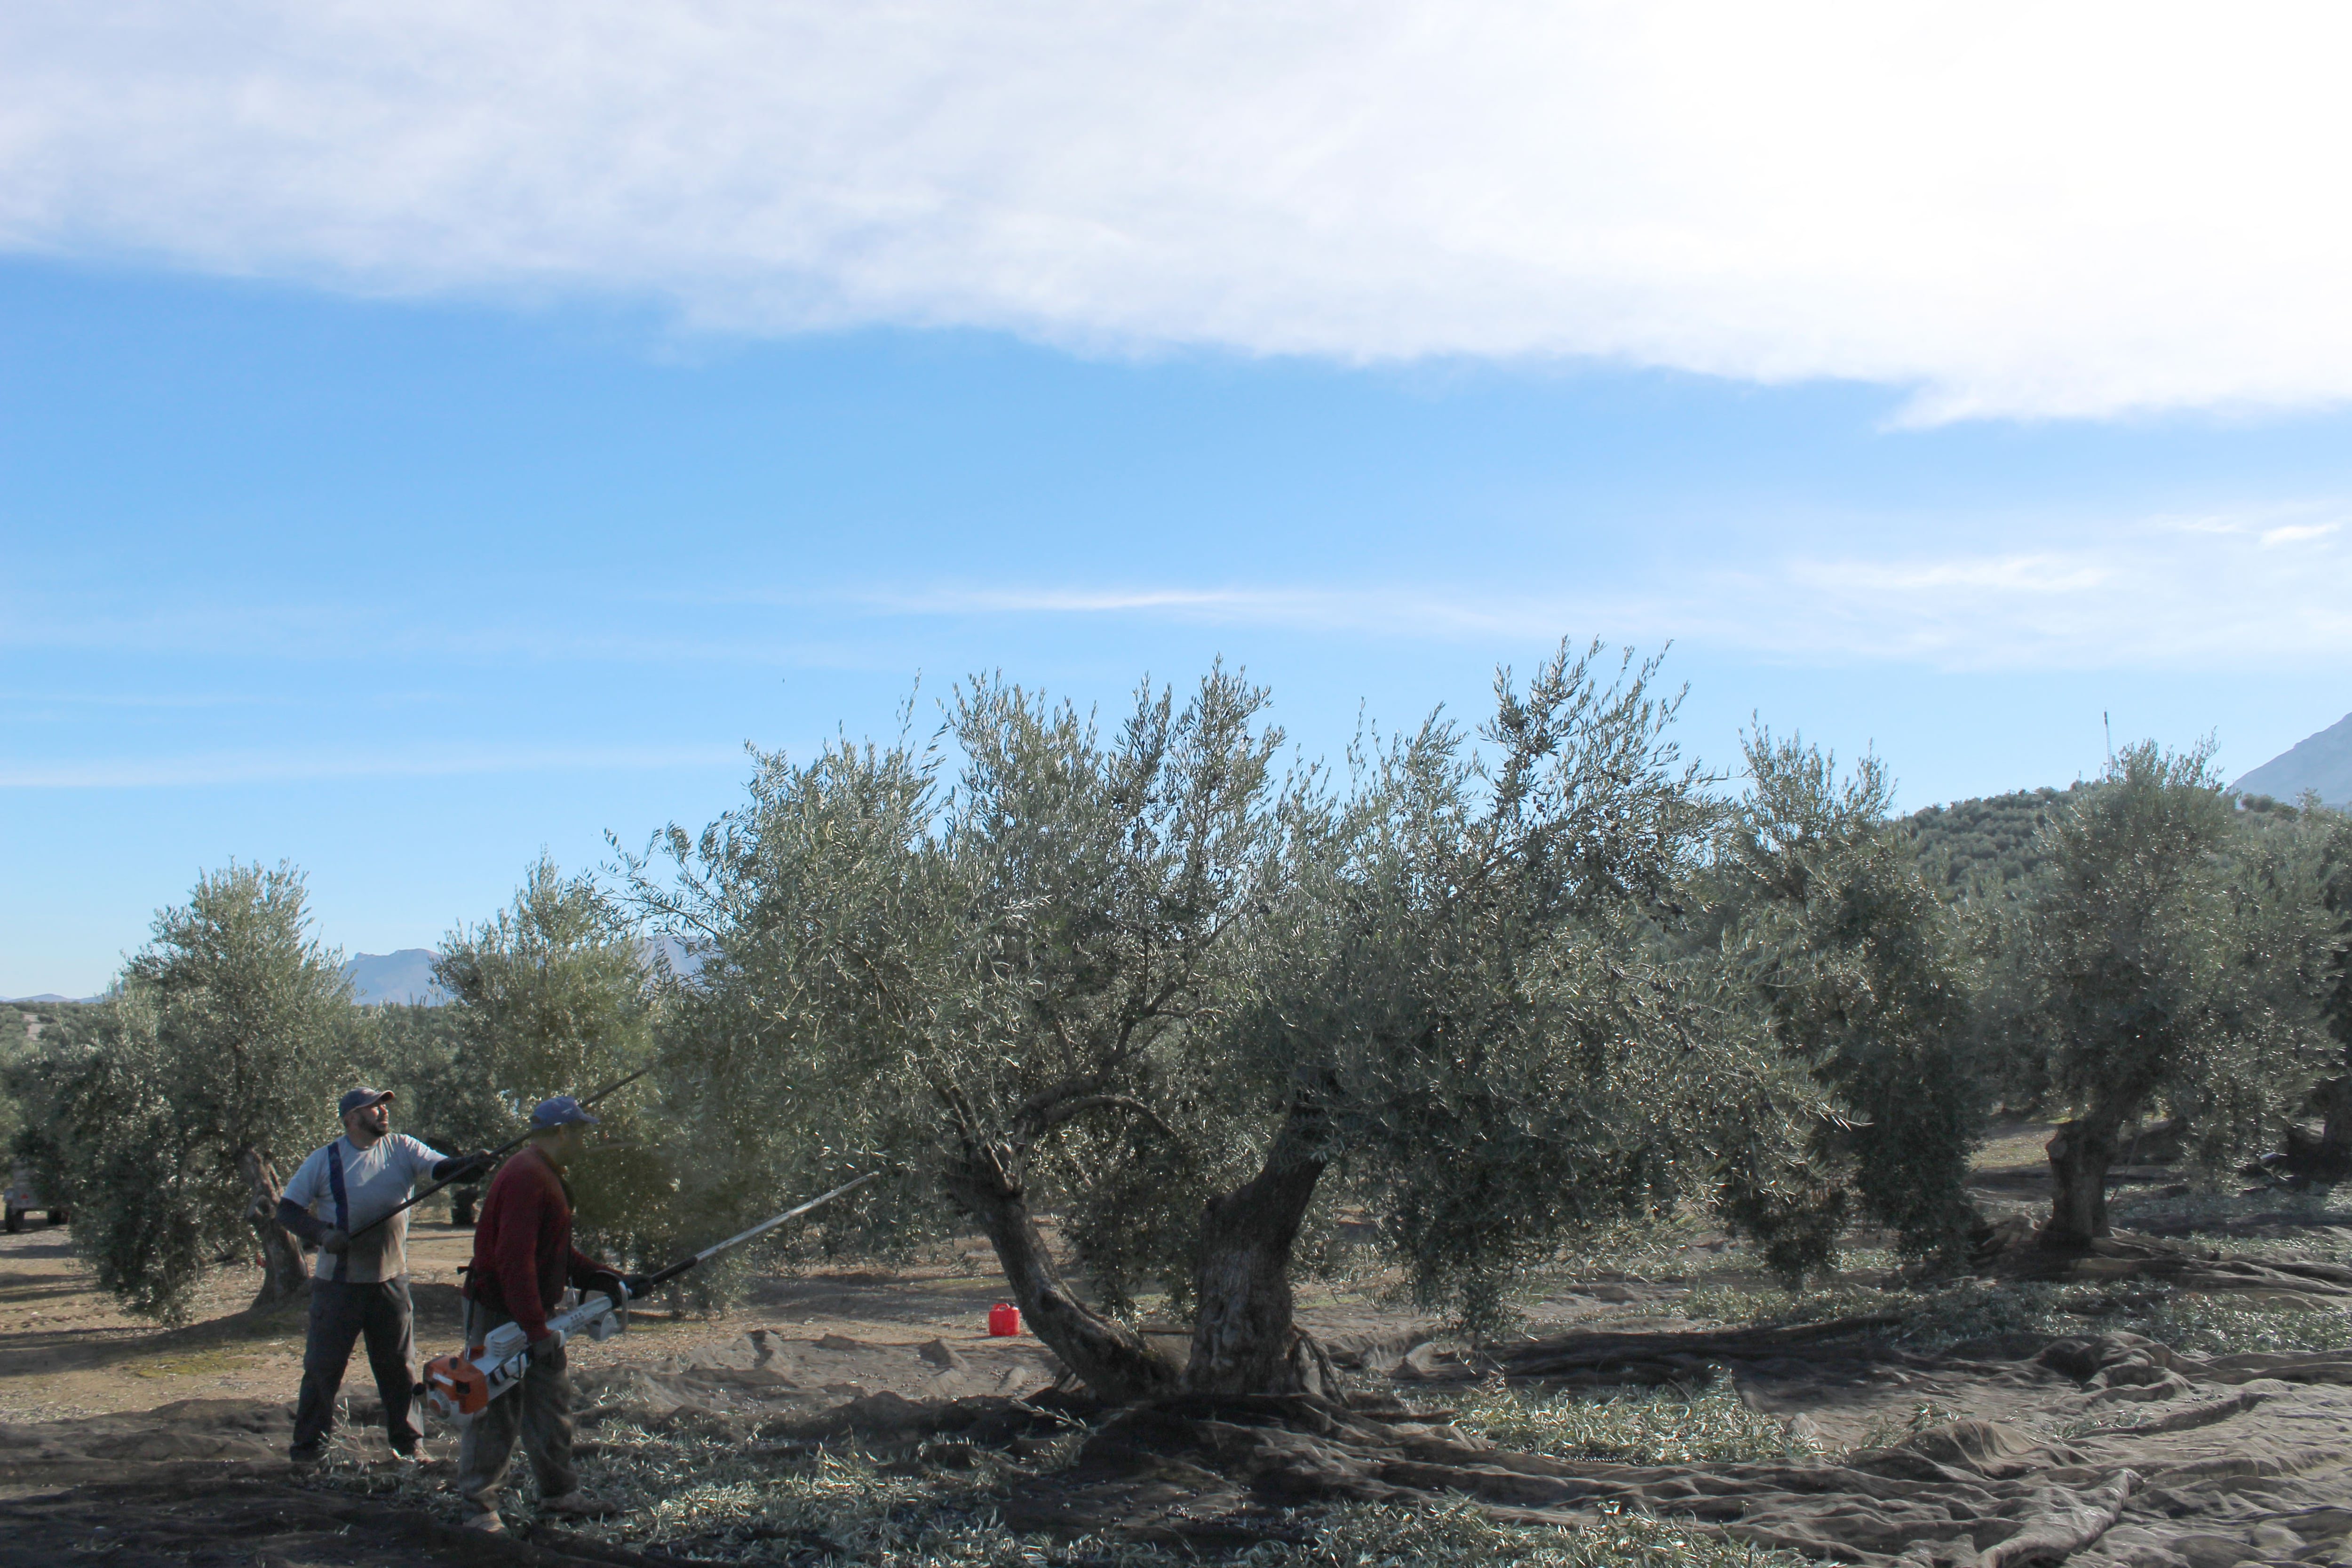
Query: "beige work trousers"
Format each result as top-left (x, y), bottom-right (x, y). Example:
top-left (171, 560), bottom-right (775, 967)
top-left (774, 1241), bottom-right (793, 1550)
top-left (453, 1301), bottom-right (577, 1514)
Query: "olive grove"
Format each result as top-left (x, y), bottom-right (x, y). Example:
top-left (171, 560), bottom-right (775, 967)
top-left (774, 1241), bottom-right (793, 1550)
top-left (23, 647), bottom-right (2352, 1356)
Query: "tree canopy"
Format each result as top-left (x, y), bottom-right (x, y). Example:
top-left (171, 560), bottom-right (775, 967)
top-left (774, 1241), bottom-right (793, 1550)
top-left (42, 864), bottom-right (348, 1319)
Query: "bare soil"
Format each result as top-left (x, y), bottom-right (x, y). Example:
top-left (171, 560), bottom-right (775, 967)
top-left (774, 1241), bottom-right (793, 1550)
top-left (2, 1139), bottom-right (2350, 1567)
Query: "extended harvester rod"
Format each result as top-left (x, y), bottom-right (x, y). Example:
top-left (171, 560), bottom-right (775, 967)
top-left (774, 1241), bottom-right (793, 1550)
top-left (346, 1066), bottom-right (653, 1242)
top-left (422, 1171), bottom-right (881, 1424)
top-left (643, 1171), bottom-right (882, 1289)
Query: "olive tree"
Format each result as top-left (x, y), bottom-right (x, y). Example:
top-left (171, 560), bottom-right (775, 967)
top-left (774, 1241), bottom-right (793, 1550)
top-left (632, 644), bottom-right (1819, 1399)
top-left (432, 856), bottom-right (663, 1252)
top-left (1699, 732), bottom-right (1984, 1271)
top-left (2282, 803), bottom-right (2352, 1178)
top-left (635, 669), bottom-right (1285, 1395)
top-left (1179, 648), bottom-right (1823, 1379)
top-left (1994, 743), bottom-right (2335, 1244)
top-left (48, 864), bottom-right (347, 1319)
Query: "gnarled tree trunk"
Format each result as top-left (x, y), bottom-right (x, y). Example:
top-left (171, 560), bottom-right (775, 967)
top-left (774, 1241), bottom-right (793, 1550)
top-left (2042, 1112), bottom-right (2122, 1249)
top-left (943, 1134), bottom-right (1180, 1402)
top-left (1184, 1095), bottom-right (1337, 1396)
top-left (2317, 1075), bottom-right (2352, 1178)
top-left (238, 1147), bottom-right (310, 1307)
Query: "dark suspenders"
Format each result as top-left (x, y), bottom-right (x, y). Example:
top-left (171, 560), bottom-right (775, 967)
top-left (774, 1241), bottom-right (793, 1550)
top-left (325, 1142), bottom-right (350, 1280)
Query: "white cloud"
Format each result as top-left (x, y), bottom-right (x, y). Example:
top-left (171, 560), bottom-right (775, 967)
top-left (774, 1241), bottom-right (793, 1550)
top-left (5, 2), bottom-right (2352, 418)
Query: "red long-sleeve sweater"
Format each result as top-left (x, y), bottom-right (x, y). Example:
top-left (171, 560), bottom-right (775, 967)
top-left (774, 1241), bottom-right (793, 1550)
top-left (463, 1144), bottom-right (607, 1342)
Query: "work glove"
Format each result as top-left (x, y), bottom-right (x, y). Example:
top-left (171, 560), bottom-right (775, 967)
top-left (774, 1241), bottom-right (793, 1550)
top-left (623, 1274), bottom-right (654, 1300)
top-left (529, 1330), bottom-right (567, 1369)
top-left (320, 1228), bottom-right (350, 1255)
top-left (588, 1270), bottom-right (630, 1312)
top-left (435, 1149), bottom-right (494, 1183)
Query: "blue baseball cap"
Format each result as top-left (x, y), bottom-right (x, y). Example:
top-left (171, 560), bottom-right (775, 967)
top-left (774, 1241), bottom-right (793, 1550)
top-left (338, 1086), bottom-right (394, 1118)
top-left (530, 1095), bottom-right (600, 1128)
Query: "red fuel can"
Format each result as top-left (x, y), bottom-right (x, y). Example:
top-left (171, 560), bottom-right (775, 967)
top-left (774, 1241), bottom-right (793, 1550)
top-left (987, 1301), bottom-right (1021, 1337)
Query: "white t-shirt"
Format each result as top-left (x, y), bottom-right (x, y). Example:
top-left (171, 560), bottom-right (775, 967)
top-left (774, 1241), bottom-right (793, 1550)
top-left (282, 1132), bottom-right (445, 1283)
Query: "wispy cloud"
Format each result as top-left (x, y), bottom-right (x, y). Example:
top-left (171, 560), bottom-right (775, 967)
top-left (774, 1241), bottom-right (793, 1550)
top-left (0, 742), bottom-right (746, 788)
top-left (2260, 523), bottom-right (2339, 547)
top-left (4, 3), bottom-right (2352, 419)
top-left (854, 506), bottom-right (2352, 671)
top-left (9, 504), bottom-right (2351, 679)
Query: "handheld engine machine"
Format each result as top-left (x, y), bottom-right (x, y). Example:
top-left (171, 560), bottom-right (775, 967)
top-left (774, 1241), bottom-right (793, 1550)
top-left (422, 1172), bottom-right (877, 1425)
top-left (423, 1284), bottom-right (626, 1421)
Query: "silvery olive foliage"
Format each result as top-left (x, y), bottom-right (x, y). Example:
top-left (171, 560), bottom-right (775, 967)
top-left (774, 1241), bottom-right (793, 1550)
top-left (431, 855), bottom-right (667, 1259)
top-left (47, 863), bottom-right (348, 1321)
top-left (1982, 742), bottom-right (2338, 1240)
top-left (626, 671), bottom-right (1287, 1319)
top-left (1227, 647), bottom-right (1828, 1334)
top-left (627, 645), bottom-right (1842, 1380)
top-left (1696, 732), bottom-right (1983, 1273)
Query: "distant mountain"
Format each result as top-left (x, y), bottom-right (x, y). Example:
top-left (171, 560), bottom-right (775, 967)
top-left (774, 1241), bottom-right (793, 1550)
top-left (2, 993), bottom-right (88, 1004)
top-left (341, 937), bottom-right (696, 1006)
top-left (343, 949), bottom-right (450, 1006)
top-left (2232, 712), bottom-right (2352, 808)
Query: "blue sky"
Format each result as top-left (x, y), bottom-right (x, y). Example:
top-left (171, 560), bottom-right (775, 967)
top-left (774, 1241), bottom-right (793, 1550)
top-left (7, 4), bottom-right (2352, 995)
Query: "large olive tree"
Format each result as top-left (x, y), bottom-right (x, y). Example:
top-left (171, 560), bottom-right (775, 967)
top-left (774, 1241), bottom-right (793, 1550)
top-left (632, 644), bottom-right (1819, 1399)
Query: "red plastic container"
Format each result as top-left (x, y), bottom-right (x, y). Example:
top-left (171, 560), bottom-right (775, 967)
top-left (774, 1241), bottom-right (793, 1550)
top-left (987, 1302), bottom-right (1021, 1337)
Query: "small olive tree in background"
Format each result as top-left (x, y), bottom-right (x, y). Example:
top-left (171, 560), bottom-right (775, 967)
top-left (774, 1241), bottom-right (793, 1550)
top-left (44, 863), bottom-right (347, 1320)
top-left (432, 855), bottom-right (664, 1257)
top-left (1695, 732), bottom-right (1985, 1274)
top-left (1990, 742), bottom-right (2336, 1245)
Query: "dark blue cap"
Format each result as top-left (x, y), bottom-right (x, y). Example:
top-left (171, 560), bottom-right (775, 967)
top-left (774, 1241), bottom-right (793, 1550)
top-left (530, 1094), bottom-right (599, 1128)
top-left (338, 1086), bottom-right (394, 1118)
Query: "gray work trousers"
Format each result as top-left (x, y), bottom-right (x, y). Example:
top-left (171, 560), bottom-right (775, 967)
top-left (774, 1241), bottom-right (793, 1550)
top-left (292, 1277), bottom-right (419, 1456)
top-left (453, 1301), bottom-right (577, 1513)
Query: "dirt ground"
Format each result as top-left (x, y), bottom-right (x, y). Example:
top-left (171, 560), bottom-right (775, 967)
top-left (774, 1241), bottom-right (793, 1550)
top-left (3, 1134), bottom-right (2350, 1567)
top-left (0, 1217), bottom-right (1076, 1425)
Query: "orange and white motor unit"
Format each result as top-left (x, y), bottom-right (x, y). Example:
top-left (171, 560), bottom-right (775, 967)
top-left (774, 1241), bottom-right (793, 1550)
top-left (422, 1288), bottom-right (626, 1424)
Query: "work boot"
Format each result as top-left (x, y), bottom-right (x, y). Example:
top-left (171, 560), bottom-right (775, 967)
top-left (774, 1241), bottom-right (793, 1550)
top-left (461, 1510), bottom-right (505, 1533)
top-left (288, 1446), bottom-right (325, 1471)
top-left (540, 1490), bottom-right (621, 1518)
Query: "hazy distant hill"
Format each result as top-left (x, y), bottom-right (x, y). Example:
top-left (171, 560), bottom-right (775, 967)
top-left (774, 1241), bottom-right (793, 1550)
top-left (341, 937), bottom-right (694, 1006)
top-left (343, 948), bottom-right (450, 1005)
top-left (1906, 783), bottom-right (2100, 889)
top-left (2233, 711), bottom-right (2352, 808)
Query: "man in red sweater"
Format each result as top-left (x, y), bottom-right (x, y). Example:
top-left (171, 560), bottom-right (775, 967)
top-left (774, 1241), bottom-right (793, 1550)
top-left (453, 1095), bottom-right (644, 1533)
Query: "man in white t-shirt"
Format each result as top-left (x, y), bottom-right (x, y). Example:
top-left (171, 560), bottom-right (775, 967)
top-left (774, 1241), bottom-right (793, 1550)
top-left (277, 1086), bottom-right (490, 1465)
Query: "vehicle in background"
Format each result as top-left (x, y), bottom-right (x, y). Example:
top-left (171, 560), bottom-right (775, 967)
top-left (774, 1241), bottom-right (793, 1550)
top-left (5, 1162), bottom-right (68, 1231)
